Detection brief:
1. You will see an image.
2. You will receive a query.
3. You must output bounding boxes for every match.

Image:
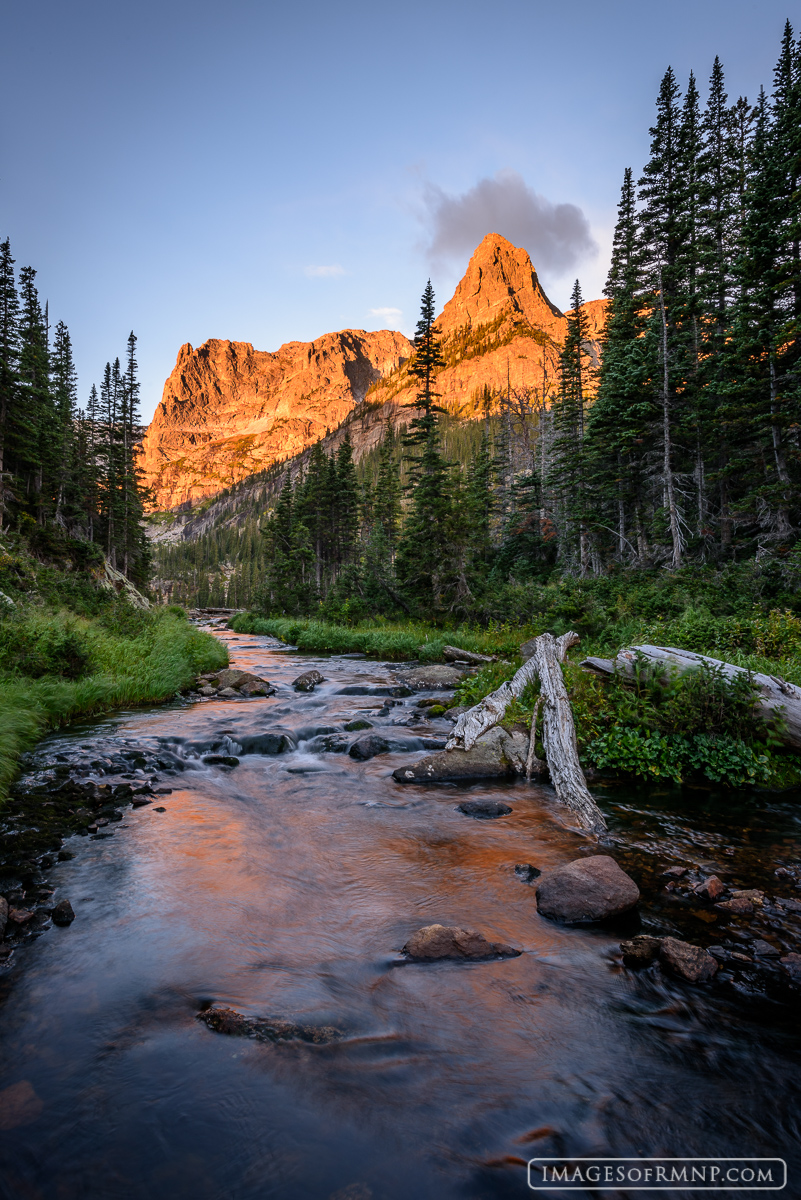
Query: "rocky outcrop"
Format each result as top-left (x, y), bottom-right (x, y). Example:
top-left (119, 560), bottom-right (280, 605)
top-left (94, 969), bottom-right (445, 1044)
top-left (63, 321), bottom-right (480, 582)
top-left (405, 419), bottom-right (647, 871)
top-left (140, 329), bottom-right (412, 509)
top-left (141, 234), bottom-right (607, 514)
top-left (535, 856), bottom-right (640, 923)
top-left (401, 924), bottom-right (521, 961)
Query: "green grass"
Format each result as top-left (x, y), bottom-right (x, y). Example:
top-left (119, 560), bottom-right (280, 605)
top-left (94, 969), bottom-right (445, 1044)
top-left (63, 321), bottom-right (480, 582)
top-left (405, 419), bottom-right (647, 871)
top-left (0, 606), bottom-right (227, 802)
top-left (229, 613), bottom-right (539, 662)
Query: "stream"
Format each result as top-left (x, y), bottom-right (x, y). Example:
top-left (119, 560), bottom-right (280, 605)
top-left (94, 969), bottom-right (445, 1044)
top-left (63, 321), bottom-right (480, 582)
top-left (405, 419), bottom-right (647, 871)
top-left (1, 626), bottom-right (800, 1199)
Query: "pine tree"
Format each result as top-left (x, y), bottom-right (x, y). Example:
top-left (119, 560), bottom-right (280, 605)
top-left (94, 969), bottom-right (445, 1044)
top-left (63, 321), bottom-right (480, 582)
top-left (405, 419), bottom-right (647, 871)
top-left (0, 239), bottom-right (19, 522)
top-left (396, 282), bottom-right (453, 612)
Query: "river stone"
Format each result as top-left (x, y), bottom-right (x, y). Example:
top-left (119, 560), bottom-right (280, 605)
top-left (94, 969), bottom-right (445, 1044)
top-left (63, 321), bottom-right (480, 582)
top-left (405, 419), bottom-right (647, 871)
top-left (218, 687), bottom-right (240, 698)
top-left (344, 719), bottom-right (373, 731)
top-left (401, 664), bottom-right (465, 690)
top-left (51, 900), bottom-right (75, 926)
top-left (401, 924), bottom-right (521, 961)
top-left (659, 937), bottom-right (718, 983)
top-left (694, 875), bottom-right (725, 900)
top-left (214, 669), bottom-right (250, 690)
top-left (239, 680), bottom-right (273, 697)
top-left (0, 897), bottom-right (6, 939)
top-left (393, 726), bottom-right (528, 784)
top-left (293, 669), bottom-right (324, 692)
top-left (620, 934), bottom-right (662, 966)
top-left (198, 1007), bottom-right (343, 1044)
top-left (238, 733), bottom-right (293, 756)
top-left (203, 754), bottom-right (239, 768)
top-left (349, 734), bottom-right (390, 761)
top-left (457, 800), bottom-right (512, 819)
top-left (535, 856), bottom-right (640, 924)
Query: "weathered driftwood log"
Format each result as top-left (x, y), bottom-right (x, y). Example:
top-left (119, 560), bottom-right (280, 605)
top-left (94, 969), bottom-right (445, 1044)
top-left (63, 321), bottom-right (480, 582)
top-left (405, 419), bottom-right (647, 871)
top-left (581, 644), bottom-right (801, 751)
top-left (447, 631), bottom-right (607, 834)
top-left (442, 645), bottom-right (496, 665)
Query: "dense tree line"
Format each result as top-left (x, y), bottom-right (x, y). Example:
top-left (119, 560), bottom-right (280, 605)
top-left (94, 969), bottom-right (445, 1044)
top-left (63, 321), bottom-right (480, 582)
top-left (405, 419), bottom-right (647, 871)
top-left (0, 240), bottom-right (150, 584)
top-left (573, 25), bottom-right (801, 569)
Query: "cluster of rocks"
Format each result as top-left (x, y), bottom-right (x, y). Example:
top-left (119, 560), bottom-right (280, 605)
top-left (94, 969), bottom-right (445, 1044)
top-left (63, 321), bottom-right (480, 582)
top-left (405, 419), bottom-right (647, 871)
top-left (0, 737), bottom-right (181, 965)
top-left (195, 668), bottom-right (275, 699)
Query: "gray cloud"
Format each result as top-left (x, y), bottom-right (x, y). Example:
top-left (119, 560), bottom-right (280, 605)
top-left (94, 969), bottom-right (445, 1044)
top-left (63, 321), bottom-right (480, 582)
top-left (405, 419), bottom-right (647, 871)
top-left (423, 170), bottom-right (597, 273)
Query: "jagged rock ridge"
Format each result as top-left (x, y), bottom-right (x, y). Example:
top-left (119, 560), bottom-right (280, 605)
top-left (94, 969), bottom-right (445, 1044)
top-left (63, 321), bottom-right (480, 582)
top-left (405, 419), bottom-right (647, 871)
top-left (140, 234), bottom-right (606, 511)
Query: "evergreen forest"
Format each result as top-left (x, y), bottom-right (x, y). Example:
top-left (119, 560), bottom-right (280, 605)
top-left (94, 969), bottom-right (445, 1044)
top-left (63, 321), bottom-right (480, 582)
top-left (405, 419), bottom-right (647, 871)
top-left (0, 240), bottom-right (151, 588)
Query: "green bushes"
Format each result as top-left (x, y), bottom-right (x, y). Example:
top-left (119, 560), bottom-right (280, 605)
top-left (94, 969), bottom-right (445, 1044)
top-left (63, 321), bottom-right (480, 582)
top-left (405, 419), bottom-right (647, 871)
top-left (0, 604), bottom-right (227, 802)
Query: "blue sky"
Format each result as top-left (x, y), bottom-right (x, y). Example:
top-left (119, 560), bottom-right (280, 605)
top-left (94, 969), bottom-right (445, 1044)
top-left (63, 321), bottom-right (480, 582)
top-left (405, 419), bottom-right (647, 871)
top-left (1, 0), bottom-right (794, 421)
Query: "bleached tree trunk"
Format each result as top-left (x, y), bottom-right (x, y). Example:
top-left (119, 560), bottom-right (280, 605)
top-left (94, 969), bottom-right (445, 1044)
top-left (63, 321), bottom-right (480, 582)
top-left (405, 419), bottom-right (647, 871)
top-left (447, 631), bottom-right (607, 833)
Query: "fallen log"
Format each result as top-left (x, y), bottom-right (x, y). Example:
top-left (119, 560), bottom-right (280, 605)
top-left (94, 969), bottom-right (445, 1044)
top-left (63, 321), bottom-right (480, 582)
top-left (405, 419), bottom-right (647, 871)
top-left (447, 631), bottom-right (606, 834)
top-left (581, 644), bottom-right (801, 751)
top-left (442, 645), bottom-right (496, 665)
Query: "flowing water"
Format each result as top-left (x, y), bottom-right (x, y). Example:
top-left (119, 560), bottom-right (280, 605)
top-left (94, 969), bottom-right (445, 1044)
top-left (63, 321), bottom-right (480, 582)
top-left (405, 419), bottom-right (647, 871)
top-left (1, 628), bottom-right (800, 1200)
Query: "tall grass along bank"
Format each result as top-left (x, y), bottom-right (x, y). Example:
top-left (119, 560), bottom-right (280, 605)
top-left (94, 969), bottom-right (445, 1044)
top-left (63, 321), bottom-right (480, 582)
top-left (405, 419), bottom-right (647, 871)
top-left (0, 605), bottom-right (227, 802)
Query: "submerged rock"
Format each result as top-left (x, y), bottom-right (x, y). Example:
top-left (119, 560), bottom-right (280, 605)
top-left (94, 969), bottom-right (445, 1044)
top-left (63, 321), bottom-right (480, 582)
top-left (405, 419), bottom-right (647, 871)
top-left (401, 924), bottom-right (521, 962)
top-left (293, 670), bottom-right (325, 692)
top-left (203, 755), bottom-right (240, 768)
top-left (344, 719), bottom-right (372, 732)
top-left (536, 856), bottom-right (640, 924)
top-left (659, 937), bottom-right (718, 983)
top-left (514, 864), bottom-right (541, 884)
top-left (348, 735), bottom-right (390, 761)
top-left (457, 800), bottom-right (512, 819)
top-left (197, 1007), bottom-right (343, 1044)
top-left (393, 726), bottom-right (528, 784)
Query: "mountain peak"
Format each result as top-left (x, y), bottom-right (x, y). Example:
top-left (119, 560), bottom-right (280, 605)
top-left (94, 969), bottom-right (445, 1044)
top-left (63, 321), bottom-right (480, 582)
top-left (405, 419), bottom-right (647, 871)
top-left (435, 232), bottom-right (565, 339)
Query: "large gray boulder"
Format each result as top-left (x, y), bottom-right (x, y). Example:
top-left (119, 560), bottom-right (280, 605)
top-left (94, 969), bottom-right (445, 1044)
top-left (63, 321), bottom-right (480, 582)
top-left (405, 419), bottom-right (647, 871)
top-left (393, 726), bottom-right (528, 783)
top-left (536, 856), bottom-right (640, 923)
top-left (401, 924), bottom-right (521, 961)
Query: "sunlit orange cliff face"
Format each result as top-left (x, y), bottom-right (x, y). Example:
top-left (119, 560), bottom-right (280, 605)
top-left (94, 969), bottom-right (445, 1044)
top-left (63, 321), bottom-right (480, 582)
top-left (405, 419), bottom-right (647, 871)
top-left (138, 234), bottom-right (607, 511)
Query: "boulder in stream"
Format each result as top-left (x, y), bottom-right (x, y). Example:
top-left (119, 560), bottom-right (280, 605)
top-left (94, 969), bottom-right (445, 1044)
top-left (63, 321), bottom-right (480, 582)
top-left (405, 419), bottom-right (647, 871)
top-left (400, 664), bottom-right (466, 690)
top-left (659, 937), bottom-right (718, 983)
top-left (535, 856), bottom-right (640, 924)
top-left (401, 924), bottom-right (521, 961)
top-left (238, 733), bottom-right (294, 756)
top-left (348, 735), bottom-right (390, 761)
top-left (293, 670), bottom-right (325, 692)
top-left (393, 726), bottom-right (528, 784)
top-left (51, 900), bottom-right (75, 926)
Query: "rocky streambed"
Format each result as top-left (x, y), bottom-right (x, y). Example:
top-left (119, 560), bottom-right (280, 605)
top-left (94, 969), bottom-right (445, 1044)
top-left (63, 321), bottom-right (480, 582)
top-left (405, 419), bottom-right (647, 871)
top-left (0, 625), bottom-right (800, 1198)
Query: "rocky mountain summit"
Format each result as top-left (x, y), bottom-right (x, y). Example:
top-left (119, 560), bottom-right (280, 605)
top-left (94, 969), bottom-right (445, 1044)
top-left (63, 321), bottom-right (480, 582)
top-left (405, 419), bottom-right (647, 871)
top-left (139, 234), bottom-right (606, 512)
